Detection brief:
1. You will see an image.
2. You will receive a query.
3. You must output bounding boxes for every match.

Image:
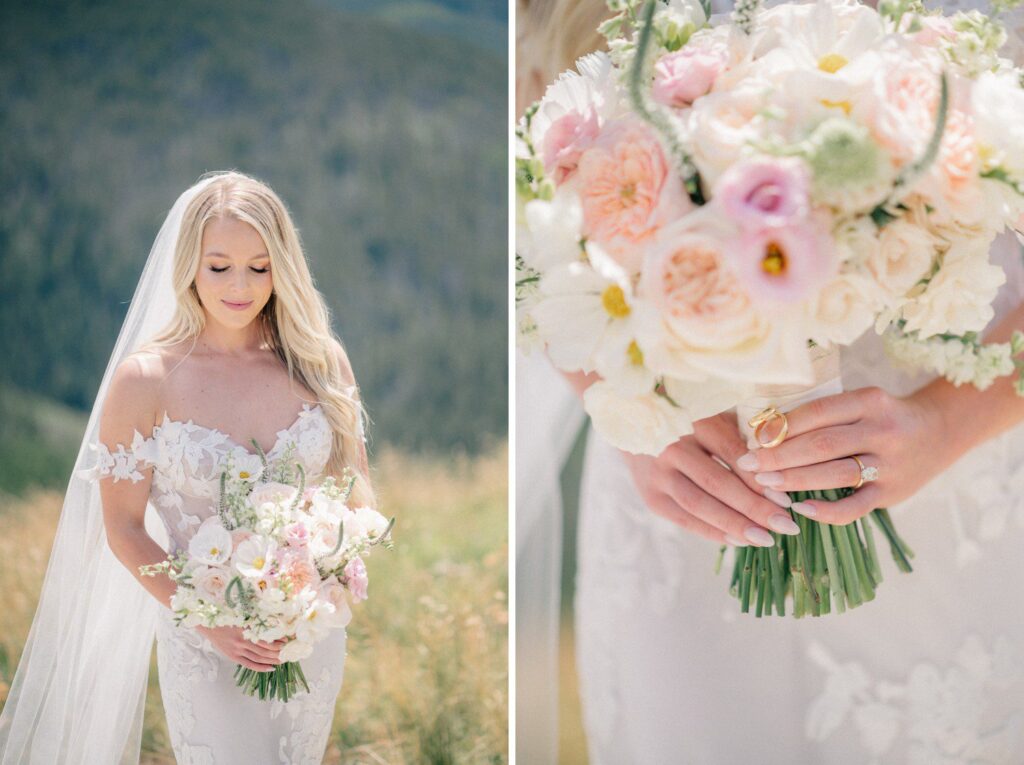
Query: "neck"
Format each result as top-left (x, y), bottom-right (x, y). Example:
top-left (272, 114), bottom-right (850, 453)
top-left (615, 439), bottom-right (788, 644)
top-left (196, 317), bottom-right (265, 356)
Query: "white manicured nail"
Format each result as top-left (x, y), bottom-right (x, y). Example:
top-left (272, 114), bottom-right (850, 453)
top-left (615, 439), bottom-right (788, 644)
top-left (764, 489), bottom-right (791, 508)
top-left (791, 502), bottom-right (817, 518)
top-left (737, 452), bottom-right (758, 471)
top-left (725, 534), bottom-right (748, 547)
top-left (768, 513), bottom-right (800, 535)
top-left (744, 527), bottom-right (775, 547)
top-left (755, 471), bottom-right (783, 487)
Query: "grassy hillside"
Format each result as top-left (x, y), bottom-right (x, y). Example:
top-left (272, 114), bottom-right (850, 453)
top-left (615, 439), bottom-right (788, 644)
top-left (0, 0), bottom-right (507, 454)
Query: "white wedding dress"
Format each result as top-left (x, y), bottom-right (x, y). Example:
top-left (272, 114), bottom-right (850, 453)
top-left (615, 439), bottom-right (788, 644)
top-left (79, 401), bottom-right (347, 764)
top-left (571, 3), bottom-right (1024, 759)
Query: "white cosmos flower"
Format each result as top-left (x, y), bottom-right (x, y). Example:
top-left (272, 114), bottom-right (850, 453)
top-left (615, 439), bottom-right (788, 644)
top-left (233, 536), bottom-right (277, 579)
top-left (295, 599), bottom-right (337, 644)
top-left (227, 452), bottom-right (265, 483)
top-left (279, 638), bottom-right (314, 663)
top-left (583, 381), bottom-right (695, 456)
top-left (187, 518), bottom-right (233, 566)
top-left (531, 242), bottom-right (646, 375)
top-left (352, 507), bottom-right (390, 540)
top-left (972, 70), bottom-right (1024, 184)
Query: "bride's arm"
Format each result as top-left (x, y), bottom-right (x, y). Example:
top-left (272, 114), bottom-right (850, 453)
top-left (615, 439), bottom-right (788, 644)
top-left (96, 356), bottom-right (179, 609)
top-left (742, 300), bottom-right (1024, 523)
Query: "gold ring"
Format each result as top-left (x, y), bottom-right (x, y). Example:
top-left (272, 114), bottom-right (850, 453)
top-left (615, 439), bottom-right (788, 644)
top-left (849, 455), bottom-right (878, 490)
top-left (747, 406), bottom-right (789, 449)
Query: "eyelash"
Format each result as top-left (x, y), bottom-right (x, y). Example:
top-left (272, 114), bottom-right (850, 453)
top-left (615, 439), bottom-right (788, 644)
top-left (209, 266), bottom-right (269, 274)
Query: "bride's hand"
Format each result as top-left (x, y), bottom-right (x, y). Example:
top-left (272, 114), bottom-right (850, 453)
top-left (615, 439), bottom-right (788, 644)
top-left (737, 386), bottom-right (947, 525)
top-left (195, 625), bottom-right (289, 672)
top-left (620, 411), bottom-right (803, 547)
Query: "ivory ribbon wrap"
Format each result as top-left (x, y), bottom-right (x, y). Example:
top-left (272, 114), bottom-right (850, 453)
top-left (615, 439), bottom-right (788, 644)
top-left (736, 346), bottom-right (843, 449)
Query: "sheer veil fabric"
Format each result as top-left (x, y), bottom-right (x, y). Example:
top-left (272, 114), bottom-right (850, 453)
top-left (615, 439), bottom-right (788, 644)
top-left (514, 1), bottom-right (1024, 762)
top-left (0, 175), bottom-right (218, 764)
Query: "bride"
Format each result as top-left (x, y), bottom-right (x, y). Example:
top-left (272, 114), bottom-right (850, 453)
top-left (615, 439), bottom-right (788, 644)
top-left (517, 1), bottom-right (1024, 763)
top-left (0, 170), bottom-right (373, 763)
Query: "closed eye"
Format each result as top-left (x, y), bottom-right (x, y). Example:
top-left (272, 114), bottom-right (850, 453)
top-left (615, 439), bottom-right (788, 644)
top-left (209, 266), bottom-right (270, 274)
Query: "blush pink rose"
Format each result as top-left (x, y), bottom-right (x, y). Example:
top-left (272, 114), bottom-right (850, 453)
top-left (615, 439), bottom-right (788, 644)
top-left (652, 41), bottom-right (729, 108)
top-left (284, 521), bottom-right (311, 549)
top-left (280, 553), bottom-right (318, 593)
top-left (343, 557), bottom-right (369, 603)
top-left (542, 106), bottom-right (600, 184)
top-left (577, 118), bottom-right (694, 273)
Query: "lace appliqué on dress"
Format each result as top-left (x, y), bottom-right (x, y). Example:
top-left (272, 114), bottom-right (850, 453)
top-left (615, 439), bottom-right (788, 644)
top-left (806, 636), bottom-right (1024, 764)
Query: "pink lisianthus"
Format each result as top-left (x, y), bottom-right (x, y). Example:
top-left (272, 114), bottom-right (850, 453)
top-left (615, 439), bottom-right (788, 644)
top-left (727, 220), bottom-right (835, 305)
top-left (577, 118), bottom-right (694, 273)
top-left (714, 157), bottom-right (811, 231)
top-left (652, 41), bottom-right (729, 108)
top-left (542, 106), bottom-right (600, 184)
top-left (343, 557), bottom-right (369, 603)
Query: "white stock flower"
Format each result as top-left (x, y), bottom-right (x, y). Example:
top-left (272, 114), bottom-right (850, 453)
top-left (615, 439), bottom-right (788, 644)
top-left (187, 518), bottom-right (233, 566)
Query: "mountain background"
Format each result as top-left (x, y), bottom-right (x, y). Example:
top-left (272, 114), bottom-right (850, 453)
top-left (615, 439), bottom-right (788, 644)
top-left (0, 0), bottom-right (507, 494)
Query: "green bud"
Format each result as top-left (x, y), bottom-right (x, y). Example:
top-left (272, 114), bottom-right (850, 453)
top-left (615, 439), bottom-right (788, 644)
top-left (805, 118), bottom-right (884, 190)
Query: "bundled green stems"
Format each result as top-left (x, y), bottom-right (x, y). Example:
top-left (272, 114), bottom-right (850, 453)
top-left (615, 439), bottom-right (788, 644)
top-left (723, 489), bottom-right (914, 617)
top-left (234, 661), bottom-right (310, 702)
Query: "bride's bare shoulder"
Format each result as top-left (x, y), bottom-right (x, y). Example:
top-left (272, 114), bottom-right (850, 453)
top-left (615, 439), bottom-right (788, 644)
top-left (101, 343), bottom-right (190, 440)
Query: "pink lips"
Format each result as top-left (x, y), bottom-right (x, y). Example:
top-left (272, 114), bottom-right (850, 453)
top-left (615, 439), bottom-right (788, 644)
top-left (222, 299), bottom-right (253, 311)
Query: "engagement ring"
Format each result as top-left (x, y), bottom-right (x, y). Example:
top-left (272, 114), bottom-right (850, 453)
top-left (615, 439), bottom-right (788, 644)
top-left (850, 455), bottom-right (878, 490)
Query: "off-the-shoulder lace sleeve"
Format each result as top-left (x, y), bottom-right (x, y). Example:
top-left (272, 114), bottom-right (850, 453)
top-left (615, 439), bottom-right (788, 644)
top-left (76, 430), bottom-right (157, 484)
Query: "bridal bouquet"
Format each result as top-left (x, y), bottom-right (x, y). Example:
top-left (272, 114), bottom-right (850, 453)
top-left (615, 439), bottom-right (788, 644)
top-left (516, 0), bottom-right (1024, 616)
top-left (141, 450), bottom-right (393, 701)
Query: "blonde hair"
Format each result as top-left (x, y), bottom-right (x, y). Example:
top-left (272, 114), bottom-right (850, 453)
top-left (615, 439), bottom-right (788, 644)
top-left (141, 170), bottom-right (375, 509)
top-left (516, 0), bottom-right (612, 109)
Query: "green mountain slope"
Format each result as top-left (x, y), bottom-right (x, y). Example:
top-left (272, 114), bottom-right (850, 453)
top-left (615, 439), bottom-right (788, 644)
top-left (0, 0), bottom-right (507, 455)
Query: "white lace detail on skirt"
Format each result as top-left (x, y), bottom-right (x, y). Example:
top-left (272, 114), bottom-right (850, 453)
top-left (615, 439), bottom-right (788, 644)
top-left (806, 636), bottom-right (1024, 764)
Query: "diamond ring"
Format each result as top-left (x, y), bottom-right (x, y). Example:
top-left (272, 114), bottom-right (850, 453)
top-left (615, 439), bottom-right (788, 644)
top-left (850, 455), bottom-right (878, 490)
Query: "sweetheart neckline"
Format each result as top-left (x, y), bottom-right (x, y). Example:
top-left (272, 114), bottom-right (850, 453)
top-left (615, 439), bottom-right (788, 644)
top-left (155, 402), bottom-right (325, 458)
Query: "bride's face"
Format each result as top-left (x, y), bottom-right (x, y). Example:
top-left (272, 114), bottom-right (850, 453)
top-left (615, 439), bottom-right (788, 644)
top-left (194, 216), bottom-right (274, 329)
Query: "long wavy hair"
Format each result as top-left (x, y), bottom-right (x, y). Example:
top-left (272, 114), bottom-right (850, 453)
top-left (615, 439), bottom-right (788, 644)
top-left (516, 0), bottom-right (612, 112)
top-left (141, 170), bottom-right (375, 509)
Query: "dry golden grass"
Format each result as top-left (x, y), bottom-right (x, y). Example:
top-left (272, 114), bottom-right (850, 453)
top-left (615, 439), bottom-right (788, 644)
top-left (0, 447), bottom-right (508, 764)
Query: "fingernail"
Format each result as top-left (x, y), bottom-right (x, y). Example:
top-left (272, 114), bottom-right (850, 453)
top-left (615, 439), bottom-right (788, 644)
top-left (725, 534), bottom-right (748, 547)
top-left (791, 502), bottom-right (817, 518)
top-left (768, 513), bottom-right (800, 535)
top-left (744, 526), bottom-right (775, 547)
top-left (754, 471), bottom-right (783, 487)
top-left (736, 452), bottom-right (758, 471)
top-left (764, 488), bottom-right (791, 508)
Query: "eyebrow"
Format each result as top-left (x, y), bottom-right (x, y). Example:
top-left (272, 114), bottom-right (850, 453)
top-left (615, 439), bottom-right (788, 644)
top-left (202, 252), bottom-right (270, 261)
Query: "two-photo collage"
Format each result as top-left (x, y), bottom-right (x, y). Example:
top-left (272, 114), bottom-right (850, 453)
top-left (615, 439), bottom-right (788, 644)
top-left (2, 0), bottom-right (1024, 762)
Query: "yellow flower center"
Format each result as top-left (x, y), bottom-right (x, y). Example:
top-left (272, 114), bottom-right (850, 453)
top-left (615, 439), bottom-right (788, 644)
top-left (818, 53), bottom-right (848, 74)
top-left (627, 340), bottom-right (644, 366)
top-left (762, 243), bottom-right (787, 276)
top-left (619, 183), bottom-right (636, 201)
top-left (820, 98), bottom-right (852, 115)
top-left (239, 470), bottom-right (250, 479)
top-left (253, 556), bottom-right (265, 569)
top-left (601, 285), bottom-right (631, 318)
top-left (208, 547), bottom-right (220, 557)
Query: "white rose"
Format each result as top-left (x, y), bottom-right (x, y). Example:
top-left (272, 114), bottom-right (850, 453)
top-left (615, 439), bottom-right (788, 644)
top-left (865, 220), bottom-right (936, 301)
top-left (248, 481), bottom-right (299, 510)
top-left (583, 381), bottom-right (696, 456)
top-left (900, 238), bottom-right (1006, 338)
top-left (353, 507), bottom-right (389, 539)
top-left (685, 84), bottom-right (771, 188)
top-left (187, 518), bottom-right (232, 566)
top-left (190, 565), bottom-right (231, 604)
top-left (806, 273), bottom-right (879, 346)
top-left (278, 639), bottom-right (314, 663)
